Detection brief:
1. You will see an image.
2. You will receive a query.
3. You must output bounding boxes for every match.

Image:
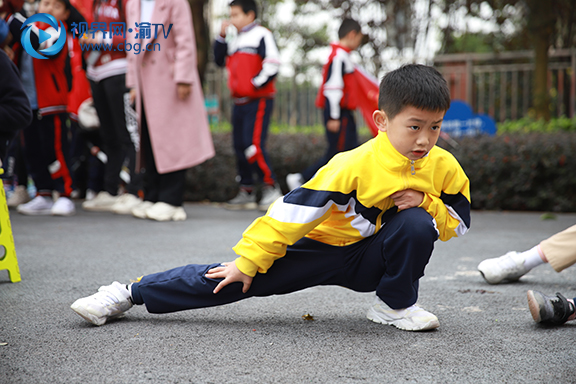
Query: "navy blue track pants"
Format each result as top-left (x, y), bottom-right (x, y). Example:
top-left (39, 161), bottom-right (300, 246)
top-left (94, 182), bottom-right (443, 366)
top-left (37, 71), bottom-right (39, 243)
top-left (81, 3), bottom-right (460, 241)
top-left (131, 207), bottom-right (439, 313)
top-left (232, 98), bottom-right (276, 187)
top-left (301, 107), bottom-right (358, 181)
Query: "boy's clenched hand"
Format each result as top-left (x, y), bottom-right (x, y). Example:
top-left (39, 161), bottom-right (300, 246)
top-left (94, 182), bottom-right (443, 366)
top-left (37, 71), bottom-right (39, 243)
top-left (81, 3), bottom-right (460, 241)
top-left (205, 261), bottom-right (253, 294)
top-left (390, 189), bottom-right (424, 210)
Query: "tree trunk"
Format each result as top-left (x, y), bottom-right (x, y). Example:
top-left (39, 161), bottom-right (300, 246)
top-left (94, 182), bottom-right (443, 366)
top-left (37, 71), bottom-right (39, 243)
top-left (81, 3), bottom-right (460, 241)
top-left (532, 31), bottom-right (551, 121)
top-left (189, 0), bottom-right (209, 85)
top-left (527, 0), bottom-right (556, 121)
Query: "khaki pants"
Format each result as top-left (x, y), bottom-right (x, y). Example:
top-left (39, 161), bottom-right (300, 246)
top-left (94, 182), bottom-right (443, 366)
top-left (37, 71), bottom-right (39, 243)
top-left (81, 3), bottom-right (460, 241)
top-left (540, 225), bottom-right (576, 272)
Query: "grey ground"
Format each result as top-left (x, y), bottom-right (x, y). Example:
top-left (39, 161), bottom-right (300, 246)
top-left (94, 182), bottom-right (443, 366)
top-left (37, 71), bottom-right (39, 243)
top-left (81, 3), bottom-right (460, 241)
top-left (1, 203), bottom-right (575, 383)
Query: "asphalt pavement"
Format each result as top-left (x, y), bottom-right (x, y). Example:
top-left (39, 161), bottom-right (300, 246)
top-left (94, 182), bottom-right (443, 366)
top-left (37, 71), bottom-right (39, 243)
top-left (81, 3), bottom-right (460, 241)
top-left (1, 202), bottom-right (575, 383)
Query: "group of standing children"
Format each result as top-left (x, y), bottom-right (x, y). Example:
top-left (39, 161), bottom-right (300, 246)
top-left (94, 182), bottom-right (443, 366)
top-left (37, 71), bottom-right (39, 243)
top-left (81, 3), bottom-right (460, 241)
top-left (1, 0), bottom-right (214, 222)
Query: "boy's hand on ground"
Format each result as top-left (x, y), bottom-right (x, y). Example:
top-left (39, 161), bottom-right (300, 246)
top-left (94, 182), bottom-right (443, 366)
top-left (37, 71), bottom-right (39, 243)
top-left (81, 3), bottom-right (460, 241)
top-left (327, 119), bottom-right (341, 133)
top-left (205, 261), bottom-right (253, 294)
top-left (390, 189), bottom-right (424, 210)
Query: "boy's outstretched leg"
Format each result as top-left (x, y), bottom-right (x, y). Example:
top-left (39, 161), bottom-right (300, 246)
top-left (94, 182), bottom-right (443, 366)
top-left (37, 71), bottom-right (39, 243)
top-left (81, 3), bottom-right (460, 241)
top-left (70, 282), bottom-right (133, 326)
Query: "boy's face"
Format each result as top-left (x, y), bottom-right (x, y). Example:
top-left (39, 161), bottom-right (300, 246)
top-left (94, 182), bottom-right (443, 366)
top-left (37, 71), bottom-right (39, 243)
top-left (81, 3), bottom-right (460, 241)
top-left (229, 5), bottom-right (255, 31)
top-left (373, 106), bottom-right (445, 161)
top-left (38, 0), bottom-right (69, 21)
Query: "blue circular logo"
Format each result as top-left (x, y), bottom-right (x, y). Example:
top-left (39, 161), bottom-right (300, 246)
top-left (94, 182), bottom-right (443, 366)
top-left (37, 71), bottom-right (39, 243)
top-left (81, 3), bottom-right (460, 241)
top-left (20, 13), bottom-right (66, 60)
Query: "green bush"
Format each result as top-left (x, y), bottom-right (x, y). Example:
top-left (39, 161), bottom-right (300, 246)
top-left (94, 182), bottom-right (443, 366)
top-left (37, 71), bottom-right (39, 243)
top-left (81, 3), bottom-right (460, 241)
top-left (441, 133), bottom-right (576, 212)
top-left (497, 116), bottom-right (576, 134)
top-left (185, 132), bottom-right (576, 212)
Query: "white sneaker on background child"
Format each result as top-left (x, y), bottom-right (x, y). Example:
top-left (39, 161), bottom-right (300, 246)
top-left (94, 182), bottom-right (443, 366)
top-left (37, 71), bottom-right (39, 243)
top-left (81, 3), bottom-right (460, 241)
top-left (7, 185), bottom-right (31, 208)
top-left (51, 196), bottom-right (76, 216)
top-left (145, 202), bottom-right (187, 222)
top-left (111, 193), bottom-right (142, 215)
top-left (70, 281), bottom-right (133, 326)
top-left (82, 191), bottom-right (118, 212)
top-left (258, 185), bottom-right (283, 211)
top-left (286, 173), bottom-right (304, 191)
top-left (17, 195), bottom-right (53, 215)
top-left (477, 247), bottom-right (545, 284)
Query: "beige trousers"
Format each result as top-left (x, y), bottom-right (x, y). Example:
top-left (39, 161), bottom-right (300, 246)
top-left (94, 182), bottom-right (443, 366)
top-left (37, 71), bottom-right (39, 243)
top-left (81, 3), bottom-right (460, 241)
top-left (540, 224), bottom-right (576, 272)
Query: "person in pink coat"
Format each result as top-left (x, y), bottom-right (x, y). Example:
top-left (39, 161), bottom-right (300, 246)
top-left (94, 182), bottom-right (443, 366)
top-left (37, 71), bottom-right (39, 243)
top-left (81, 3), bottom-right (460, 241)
top-left (125, 0), bottom-right (215, 221)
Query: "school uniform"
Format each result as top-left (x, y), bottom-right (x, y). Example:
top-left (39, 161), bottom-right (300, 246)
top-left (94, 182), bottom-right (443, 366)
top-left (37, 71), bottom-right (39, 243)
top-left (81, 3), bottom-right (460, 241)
top-left (130, 132), bottom-right (471, 312)
top-left (302, 43), bottom-right (360, 181)
top-left (7, 12), bottom-right (74, 197)
top-left (213, 22), bottom-right (280, 187)
top-left (87, 0), bottom-right (140, 196)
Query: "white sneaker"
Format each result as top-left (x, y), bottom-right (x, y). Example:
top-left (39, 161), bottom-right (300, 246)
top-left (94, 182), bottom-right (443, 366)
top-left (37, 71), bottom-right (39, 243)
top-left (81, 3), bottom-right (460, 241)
top-left (111, 193), bottom-right (143, 215)
top-left (477, 251), bottom-right (529, 284)
top-left (258, 185), bottom-right (283, 211)
top-left (132, 201), bottom-right (155, 219)
top-left (366, 296), bottom-right (440, 331)
top-left (286, 173), bottom-right (304, 191)
top-left (224, 189), bottom-right (257, 210)
top-left (82, 191), bottom-right (118, 212)
top-left (85, 189), bottom-right (97, 201)
top-left (145, 202), bottom-right (187, 222)
top-left (7, 185), bottom-right (31, 208)
top-left (17, 195), bottom-right (53, 215)
top-left (70, 281), bottom-right (133, 326)
top-left (51, 196), bottom-right (76, 216)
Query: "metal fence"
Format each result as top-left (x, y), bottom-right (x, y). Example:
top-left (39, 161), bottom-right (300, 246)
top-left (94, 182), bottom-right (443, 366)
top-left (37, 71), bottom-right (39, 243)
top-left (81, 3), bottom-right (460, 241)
top-left (204, 63), bottom-right (334, 127)
top-left (204, 49), bottom-right (576, 126)
top-left (434, 49), bottom-right (576, 121)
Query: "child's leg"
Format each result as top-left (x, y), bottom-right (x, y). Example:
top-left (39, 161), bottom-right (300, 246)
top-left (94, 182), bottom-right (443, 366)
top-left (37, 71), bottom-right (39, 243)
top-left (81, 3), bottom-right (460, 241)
top-left (343, 207), bottom-right (438, 309)
top-left (90, 76), bottom-right (133, 196)
top-left (22, 114), bottom-right (73, 196)
top-left (539, 224), bottom-right (576, 272)
top-left (47, 113), bottom-right (74, 197)
top-left (231, 103), bottom-right (254, 188)
top-left (341, 109), bottom-right (358, 151)
top-left (244, 98), bottom-right (276, 187)
top-left (130, 237), bottom-right (353, 314)
top-left (301, 108), bottom-right (356, 181)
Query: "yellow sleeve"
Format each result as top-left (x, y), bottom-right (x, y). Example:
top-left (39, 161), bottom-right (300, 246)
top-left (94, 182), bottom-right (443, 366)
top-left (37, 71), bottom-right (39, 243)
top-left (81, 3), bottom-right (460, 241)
top-left (419, 160), bottom-right (471, 241)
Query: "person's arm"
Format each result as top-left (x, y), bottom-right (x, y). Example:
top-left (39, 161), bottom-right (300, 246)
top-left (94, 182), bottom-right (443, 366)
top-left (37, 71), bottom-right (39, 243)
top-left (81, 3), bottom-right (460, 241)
top-left (251, 29), bottom-right (280, 89)
top-left (323, 51), bottom-right (349, 122)
top-left (213, 20), bottom-right (229, 67)
top-left (419, 157), bottom-right (471, 241)
top-left (0, 50), bottom-right (33, 133)
top-left (170, 0), bottom-right (195, 86)
top-left (7, 12), bottom-right (40, 49)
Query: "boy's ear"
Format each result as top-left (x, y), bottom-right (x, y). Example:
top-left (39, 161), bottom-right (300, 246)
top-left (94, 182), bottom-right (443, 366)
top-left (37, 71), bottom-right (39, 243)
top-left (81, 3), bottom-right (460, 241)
top-left (372, 110), bottom-right (388, 132)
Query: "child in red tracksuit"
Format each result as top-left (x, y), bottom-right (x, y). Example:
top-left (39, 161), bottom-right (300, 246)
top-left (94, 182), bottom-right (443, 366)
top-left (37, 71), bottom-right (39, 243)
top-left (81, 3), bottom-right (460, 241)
top-left (213, 0), bottom-right (282, 212)
top-left (286, 18), bottom-right (365, 191)
top-left (7, 1), bottom-right (76, 216)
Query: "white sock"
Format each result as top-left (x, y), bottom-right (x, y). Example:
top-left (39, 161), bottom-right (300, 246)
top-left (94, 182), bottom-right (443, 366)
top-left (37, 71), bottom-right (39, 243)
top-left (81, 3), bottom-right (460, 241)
top-left (127, 283), bottom-right (134, 304)
top-left (520, 245), bottom-right (546, 270)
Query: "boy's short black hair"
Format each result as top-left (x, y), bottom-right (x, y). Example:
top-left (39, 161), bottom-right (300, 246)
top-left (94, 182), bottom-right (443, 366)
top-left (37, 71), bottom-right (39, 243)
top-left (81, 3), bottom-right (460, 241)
top-left (378, 64), bottom-right (451, 119)
top-left (338, 18), bottom-right (361, 39)
top-left (229, 0), bottom-right (258, 19)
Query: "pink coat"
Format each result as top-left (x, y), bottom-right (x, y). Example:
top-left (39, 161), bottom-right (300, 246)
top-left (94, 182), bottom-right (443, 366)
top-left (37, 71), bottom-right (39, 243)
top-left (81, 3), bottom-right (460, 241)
top-left (125, 0), bottom-right (214, 174)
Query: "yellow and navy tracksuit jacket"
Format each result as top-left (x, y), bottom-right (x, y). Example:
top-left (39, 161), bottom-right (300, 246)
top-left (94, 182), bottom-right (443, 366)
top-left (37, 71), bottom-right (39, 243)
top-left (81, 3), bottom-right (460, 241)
top-left (233, 131), bottom-right (471, 277)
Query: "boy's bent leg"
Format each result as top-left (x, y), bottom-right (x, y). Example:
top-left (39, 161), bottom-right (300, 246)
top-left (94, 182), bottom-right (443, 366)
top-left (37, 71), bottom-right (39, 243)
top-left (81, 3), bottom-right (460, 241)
top-left (370, 207), bottom-right (438, 309)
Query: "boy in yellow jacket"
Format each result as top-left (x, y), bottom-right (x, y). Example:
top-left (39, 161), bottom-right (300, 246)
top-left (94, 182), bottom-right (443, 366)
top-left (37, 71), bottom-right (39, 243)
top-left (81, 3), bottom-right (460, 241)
top-left (71, 64), bottom-right (471, 332)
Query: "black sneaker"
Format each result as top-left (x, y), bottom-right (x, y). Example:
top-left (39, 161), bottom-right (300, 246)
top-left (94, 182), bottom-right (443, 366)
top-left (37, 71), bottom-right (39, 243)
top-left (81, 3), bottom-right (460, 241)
top-left (527, 290), bottom-right (575, 325)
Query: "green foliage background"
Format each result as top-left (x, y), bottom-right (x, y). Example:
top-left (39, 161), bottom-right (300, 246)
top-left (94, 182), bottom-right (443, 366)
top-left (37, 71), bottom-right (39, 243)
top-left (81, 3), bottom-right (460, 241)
top-left (186, 118), bottom-right (576, 212)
